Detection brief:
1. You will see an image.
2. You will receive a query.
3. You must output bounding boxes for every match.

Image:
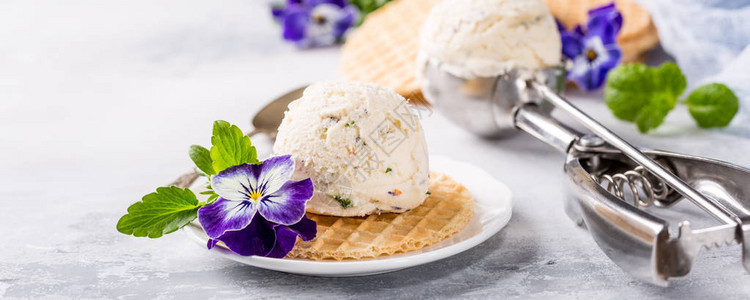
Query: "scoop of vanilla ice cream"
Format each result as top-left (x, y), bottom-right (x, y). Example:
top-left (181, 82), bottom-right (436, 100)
top-left (273, 82), bottom-right (429, 217)
top-left (418, 0), bottom-right (561, 78)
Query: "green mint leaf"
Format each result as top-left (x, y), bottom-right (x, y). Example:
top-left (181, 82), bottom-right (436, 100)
top-left (684, 83), bottom-right (739, 128)
top-left (210, 120), bottom-right (259, 173)
top-left (117, 186), bottom-right (203, 238)
top-left (604, 62), bottom-right (685, 132)
top-left (605, 64), bottom-right (654, 121)
top-left (189, 145), bottom-right (215, 175)
top-left (655, 62), bottom-right (687, 97)
top-left (635, 95), bottom-right (674, 133)
top-left (206, 193), bottom-right (219, 204)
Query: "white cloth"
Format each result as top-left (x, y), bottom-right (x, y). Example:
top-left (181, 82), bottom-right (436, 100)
top-left (635, 0), bottom-right (750, 129)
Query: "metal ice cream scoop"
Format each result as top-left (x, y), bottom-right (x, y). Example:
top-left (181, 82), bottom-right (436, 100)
top-left (421, 60), bottom-right (750, 286)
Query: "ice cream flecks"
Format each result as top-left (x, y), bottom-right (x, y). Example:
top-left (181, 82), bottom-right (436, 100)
top-left (273, 81), bottom-right (429, 217)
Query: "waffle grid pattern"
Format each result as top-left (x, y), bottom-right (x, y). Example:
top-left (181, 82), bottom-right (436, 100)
top-left (340, 0), bottom-right (437, 105)
top-left (287, 172), bottom-right (473, 260)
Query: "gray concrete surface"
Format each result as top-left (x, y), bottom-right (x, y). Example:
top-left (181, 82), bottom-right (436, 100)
top-left (2, 0), bottom-right (749, 298)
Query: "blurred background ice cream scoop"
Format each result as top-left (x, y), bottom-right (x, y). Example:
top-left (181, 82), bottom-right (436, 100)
top-left (418, 0), bottom-right (562, 79)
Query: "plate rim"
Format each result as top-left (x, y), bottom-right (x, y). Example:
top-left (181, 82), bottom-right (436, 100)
top-left (183, 155), bottom-right (512, 276)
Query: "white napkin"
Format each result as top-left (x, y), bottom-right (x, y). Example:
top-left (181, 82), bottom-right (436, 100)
top-left (635, 0), bottom-right (750, 130)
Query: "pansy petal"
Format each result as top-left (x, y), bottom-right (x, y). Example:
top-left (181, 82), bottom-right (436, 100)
top-left (599, 47), bottom-right (622, 71)
top-left (207, 238), bottom-right (219, 249)
top-left (588, 66), bottom-right (605, 91)
top-left (265, 216), bottom-right (317, 258)
top-left (585, 6), bottom-right (622, 45)
top-left (272, 6), bottom-right (286, 20)
top-left (568, 56), bottom-right (595, 91)
top-left (555, 19), bottom-right (584, 60)
top-left (259, 178), bottom-right (313, 225)
top-left (332, 5), bottom-right (358, 39)
top-left (611, 13), bottom-right (623, 33)
top-left (302, 3), bottom-right (338, 47)
top-left (309, 0), bottom-right (347, 7)
top-left (579, 71), bottom-right (600, 92)
top-left (282, 7), bottom-right (310, 42)
top-left (574, 25), bottom-right (585, 37)
top-left (588, 20), bottom-right (620, 45)
top-left (555, 19), bottom-right (565, 32)
top-left (213, 215), bottom-right (278, 256)
top-left (285, 215), bottom-right (317, 241)
top-left (265, 226), bottom-right (301, 258)
top-left (588, 3), bottom-right (615, 18)
top-left (576, 63), bottom-right (607, 92)
top-left (211, 164), bottom-right (260, 202)
top-left (588, 3), bottom-right (622, 33)
top-left (569, 54), bottom-right (589, 77)
top-left (257, 155), bottom-right (296, 195)
top-left (560, 32), bottom-right (583, 59)
top-left (198, 198), bottom-right (258, 238)
top-left (270, 0), bottom-right (288, 20)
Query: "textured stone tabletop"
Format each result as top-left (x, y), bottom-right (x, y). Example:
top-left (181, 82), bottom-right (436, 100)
top-left (2, 0), bottom-right (749, 298)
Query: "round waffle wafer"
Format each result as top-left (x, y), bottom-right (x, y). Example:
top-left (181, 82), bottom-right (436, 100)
top-left (287, 172), bottom-right (473, 261)
top-left (339, 0), bottom-right (438, 106)
top-left (340, 0), bottom-right (658, 101)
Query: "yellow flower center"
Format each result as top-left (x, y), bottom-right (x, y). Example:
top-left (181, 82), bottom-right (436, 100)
top-left (249, 191), bottom-right (263, 201)
top-left (586, 49), bottom-right (598, 62)
top-left (313, 14), bottom-right (327, 25)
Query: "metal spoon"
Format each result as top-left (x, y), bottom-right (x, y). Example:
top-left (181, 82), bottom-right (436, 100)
top-left (168, 85), bottom-right (307, 188)
top-left (247, 85), bottom-right (307, 138)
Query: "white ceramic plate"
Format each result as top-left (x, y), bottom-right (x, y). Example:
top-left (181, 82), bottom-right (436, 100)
top-left (183, 155), bottom-right (513, 277)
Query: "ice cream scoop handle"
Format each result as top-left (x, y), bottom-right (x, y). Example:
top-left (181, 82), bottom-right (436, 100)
top-left (513, 103), bottom-right (581, 153)
top-left (532, 82), bottom-right (737, 225)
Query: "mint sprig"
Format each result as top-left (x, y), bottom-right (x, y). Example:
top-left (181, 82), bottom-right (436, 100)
top-left (604, 62), bottom-right (739, 133)
top-left (210, 120), bottom-right (259, 173)
top-left (117, 120), bottom-right (260, 238)
top-left (117, 187), bottom-right (205, 238)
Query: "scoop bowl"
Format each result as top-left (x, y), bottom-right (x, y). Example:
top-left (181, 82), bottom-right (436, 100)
top-left (420, 60), bottom-right (565, 138)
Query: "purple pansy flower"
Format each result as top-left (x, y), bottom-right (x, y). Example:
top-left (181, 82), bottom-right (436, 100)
top-left (198, 155), bottom-right (316, 257)
top-left (271, 0), bottom-right (359, 48)
top-left (558, 3), bottom-right (623, 91)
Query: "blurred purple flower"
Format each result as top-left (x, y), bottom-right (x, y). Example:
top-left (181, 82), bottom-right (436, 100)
top-left (198, 155), bottom-right (316, 257)
top-left (271, 0), bottom-right (359, 48)
top-left (558, 3), bottom-right (623, 91)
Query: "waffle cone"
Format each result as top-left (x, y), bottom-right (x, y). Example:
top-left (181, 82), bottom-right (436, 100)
top-left (340, 0), bottom-right (658, 100)
top-left (287, 172), bottom-right (473, 260)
